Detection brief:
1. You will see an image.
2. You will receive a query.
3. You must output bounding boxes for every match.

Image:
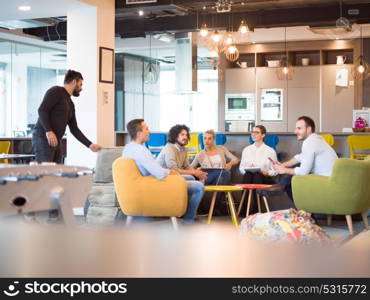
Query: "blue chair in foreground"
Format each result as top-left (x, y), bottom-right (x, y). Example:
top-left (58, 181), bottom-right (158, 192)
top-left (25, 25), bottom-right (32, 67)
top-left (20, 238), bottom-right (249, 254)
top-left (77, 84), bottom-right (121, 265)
top-left (249, 134), bottom-right (279, 150)
top-left (145, 133), bottom-right (167, 157)
top-left (199, 133), bottom-right (227, 150)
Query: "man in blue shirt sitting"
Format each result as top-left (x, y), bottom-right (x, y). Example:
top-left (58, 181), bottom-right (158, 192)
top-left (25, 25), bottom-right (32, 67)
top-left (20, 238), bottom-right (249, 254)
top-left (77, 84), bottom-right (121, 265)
top-left (122, 119), bottom-right (204, 223)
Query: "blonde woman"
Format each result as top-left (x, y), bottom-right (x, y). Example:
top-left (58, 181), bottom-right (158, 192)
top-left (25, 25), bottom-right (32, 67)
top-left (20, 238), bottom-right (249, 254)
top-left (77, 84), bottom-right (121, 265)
top-left (191, 129), bottom-right (239, 185)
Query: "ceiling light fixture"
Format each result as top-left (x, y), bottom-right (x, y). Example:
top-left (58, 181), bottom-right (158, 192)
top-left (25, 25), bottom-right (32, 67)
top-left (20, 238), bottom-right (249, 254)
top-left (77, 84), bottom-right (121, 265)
top-left (144, 34), bottom-right (159, 84)
top-left (212, 30), bottom-right (222, 43)
top-left (18, 5), bottom-right (31, 11)
top-left (209, 48), bottom-right (219, 58)
top-left (277, 27), bottom-right (293, 80)
top-left (225, 33), bottom-right (233, 45)
top-left (200, 24), bottom-right (209, 37)
top-left (238, 20), bottom-right (248, 34)
top-left (225, 44), bottom-right (239, 61)
top-left (352, 25), bottom-right (370, 79)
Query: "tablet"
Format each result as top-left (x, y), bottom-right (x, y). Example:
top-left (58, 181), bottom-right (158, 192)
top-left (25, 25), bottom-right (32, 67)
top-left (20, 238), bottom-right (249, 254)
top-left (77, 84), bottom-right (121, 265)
top-left (244, 167), bottom-right (261, 173)
top-left (201, 168), bottom-right (224, 172)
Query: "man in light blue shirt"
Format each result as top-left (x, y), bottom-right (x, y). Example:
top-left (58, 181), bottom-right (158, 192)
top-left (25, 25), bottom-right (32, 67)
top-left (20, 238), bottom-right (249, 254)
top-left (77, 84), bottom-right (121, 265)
top-left (122, 119), bottom-right (204, 223)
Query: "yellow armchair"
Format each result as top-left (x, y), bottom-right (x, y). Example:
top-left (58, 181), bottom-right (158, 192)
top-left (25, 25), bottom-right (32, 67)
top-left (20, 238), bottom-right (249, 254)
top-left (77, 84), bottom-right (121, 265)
top-left (0, 141), bottom-right (11, 164)
top-left (185, 133), bottom-right (200, 159)
top-left (112, 158), bottom-right (188, 228)
top-left (348, 135), bottom-right (370, 160)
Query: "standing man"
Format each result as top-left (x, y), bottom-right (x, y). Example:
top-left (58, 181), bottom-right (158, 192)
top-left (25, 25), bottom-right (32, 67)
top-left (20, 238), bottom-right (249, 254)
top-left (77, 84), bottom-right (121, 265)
top-left (123, 119), bottom-right (204, 223)
top-left (156, 124), bottom-right (207, 181)
top-left (273, 116), bottom-right (338, 200)
top-left (32, 69), bottom-right (101, 164)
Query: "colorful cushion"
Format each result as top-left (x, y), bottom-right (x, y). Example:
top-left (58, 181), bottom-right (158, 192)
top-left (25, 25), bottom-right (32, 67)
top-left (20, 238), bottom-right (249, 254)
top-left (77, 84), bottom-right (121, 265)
top-left (240, 208), bottom-right (332, 245)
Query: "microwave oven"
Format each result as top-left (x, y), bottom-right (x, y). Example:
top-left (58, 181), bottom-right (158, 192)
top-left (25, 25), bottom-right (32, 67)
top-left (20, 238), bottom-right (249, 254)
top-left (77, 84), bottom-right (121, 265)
top-left (225, 93), bottom-right (255, 121)
top-left (225, 93), bottom-right (254, 111)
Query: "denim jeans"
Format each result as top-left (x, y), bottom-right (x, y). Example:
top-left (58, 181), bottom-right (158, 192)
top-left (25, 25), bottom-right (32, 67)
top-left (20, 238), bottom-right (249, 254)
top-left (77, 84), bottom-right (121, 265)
top-left (205, 169), bottom-right (231, 185)
top-left (182, 180), bottom-right (204, 222)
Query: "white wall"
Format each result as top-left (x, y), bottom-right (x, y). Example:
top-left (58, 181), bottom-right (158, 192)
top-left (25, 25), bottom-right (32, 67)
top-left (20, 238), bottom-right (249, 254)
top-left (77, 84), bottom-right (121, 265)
top-left (66, 0), bottom-right (115, 168)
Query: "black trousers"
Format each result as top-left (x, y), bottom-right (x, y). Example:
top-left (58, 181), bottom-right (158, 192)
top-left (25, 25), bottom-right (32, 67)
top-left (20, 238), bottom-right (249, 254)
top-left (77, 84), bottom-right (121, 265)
top-left (32, 131), bottom-right (63, 164)
top-left (241, 172), bottom-right (276, 214)
top-left (242, 171), bottom-right (275, 185)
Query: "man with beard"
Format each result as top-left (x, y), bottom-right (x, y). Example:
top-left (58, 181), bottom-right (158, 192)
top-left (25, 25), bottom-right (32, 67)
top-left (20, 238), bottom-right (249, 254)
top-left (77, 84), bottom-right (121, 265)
top-left (156, 124), bottom-right (207, 181)
top-left (273, 116), bottom-right (338, 200)
top-left (32, 69), bottom-right (101, 164)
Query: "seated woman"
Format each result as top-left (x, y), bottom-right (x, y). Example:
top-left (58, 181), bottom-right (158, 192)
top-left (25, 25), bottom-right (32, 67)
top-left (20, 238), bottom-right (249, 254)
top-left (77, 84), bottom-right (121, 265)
top-left (239, 125), bottom-right (277, 184)
top-left (191, 129), bottom-right (239, 185)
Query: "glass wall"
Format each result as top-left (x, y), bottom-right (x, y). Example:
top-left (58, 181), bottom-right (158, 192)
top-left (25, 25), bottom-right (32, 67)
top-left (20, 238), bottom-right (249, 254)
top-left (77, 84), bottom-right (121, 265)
top-left (0, 40), bottom-right (66, 137)
top-left (115, 39), bottom-right (219, 133)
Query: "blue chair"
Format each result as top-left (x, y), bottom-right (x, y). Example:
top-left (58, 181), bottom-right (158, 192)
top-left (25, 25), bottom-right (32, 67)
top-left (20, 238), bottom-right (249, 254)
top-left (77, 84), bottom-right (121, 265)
top-left (145, 133), bottom-right (167, 157)
top-left (249, 134), bottom-right (279, 150)
top-left (199, 133), bottom-right (227, 150)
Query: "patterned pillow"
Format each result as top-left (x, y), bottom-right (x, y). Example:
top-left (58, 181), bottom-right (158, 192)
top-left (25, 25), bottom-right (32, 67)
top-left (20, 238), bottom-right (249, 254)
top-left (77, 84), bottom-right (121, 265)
top-left (240, 208), bottom-right (332, 245)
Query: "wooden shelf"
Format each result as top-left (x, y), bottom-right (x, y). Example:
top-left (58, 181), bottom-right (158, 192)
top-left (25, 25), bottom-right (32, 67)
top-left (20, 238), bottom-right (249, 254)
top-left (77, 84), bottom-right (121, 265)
top-left (321, 49), bottom-right (353, 65)
top-left (229, 53), bottom-right (255, 68)
top-left (257, 52), bottom-right (286, 67)
top-left (288, 50), bottom-right (321, 66)
top-left (229, 48), bottom-right (354, 68)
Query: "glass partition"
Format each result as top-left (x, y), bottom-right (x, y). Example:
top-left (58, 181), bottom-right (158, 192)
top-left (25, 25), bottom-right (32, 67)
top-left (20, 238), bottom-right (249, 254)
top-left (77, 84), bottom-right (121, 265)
top-left (0, 39), bottom-right (66, 137)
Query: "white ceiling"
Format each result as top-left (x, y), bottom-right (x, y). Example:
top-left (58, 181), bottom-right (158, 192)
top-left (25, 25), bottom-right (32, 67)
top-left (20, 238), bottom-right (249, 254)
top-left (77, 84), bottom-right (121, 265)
top-left (0, 0), bottom-right (87, 22)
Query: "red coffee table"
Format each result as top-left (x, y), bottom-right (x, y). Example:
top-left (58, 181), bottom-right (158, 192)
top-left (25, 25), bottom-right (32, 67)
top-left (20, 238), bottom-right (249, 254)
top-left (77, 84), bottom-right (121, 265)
top-left (235, 184), bottom-right (273, 217)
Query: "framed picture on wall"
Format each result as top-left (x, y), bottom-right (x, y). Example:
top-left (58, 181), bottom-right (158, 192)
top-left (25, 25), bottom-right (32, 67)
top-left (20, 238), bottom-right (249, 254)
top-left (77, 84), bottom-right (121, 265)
top-left (99, 47), bottom-right (114, 84)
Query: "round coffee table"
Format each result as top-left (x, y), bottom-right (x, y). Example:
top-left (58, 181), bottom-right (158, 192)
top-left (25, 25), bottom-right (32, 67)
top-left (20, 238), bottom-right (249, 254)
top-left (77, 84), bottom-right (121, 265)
top-left (234, 184), bottom-right (273, 217)
top-left (204, 185), bottom-right (243, 227)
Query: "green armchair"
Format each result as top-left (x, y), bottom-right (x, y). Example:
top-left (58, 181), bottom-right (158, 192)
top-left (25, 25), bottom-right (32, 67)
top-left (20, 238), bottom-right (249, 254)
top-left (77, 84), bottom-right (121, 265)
top-left (292, 158), bottom-right (370, 234)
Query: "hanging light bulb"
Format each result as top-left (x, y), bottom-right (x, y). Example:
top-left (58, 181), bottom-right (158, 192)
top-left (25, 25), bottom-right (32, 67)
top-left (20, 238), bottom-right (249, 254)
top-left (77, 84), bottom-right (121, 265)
top-left (276, 27), bottom-right (293, 80)
top-left (352, 25), bottom-right (370, 79)
top-left (225, 33), bottom-right (233, 45)
top-left (238, 20), bottom-right (248, 34)
top-left (357, 64), bottom-right (365, 74)
top-left (200, 24), bottom-right (208, 37)
top-left (225, 45), bottom-right (239, 62)
top-left (212, 30), bottom-right (221, 43)
top-left (210, 48), bottom-right (219, 58)
top-left (227, 45), bottom-right (237, 54)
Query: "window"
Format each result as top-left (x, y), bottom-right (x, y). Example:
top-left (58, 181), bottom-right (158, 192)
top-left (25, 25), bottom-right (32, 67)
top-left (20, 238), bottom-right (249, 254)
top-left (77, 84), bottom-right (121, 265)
top-left (115, 39), bottom-right (219, 133)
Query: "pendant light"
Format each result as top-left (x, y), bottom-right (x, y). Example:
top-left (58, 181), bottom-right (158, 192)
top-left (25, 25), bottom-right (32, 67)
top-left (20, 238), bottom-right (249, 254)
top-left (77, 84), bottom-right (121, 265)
top-left (276, 27), bottom-right (293, 80)
top-left (144, 34), bottom-right (159, 84)
top-left (200, 23), bottom-right (209, 37)
top-left (238, 20), bottom-right (248, 34)
top-left (352, 25), bottom-right (370, 80)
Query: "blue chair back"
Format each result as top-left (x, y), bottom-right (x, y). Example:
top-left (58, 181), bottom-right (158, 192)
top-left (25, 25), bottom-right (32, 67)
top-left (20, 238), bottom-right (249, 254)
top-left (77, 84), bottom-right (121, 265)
top-left (249, 134), bottom-right (279, 150)
top-left (145, 133), bottom-right (167, 157)
top-left (199, 133), bottom-right (227, 150)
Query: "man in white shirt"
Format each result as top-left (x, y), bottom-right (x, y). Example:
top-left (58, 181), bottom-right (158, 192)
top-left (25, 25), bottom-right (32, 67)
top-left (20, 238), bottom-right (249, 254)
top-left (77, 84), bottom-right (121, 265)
top-left (274, 116), bottom-right (338, 199)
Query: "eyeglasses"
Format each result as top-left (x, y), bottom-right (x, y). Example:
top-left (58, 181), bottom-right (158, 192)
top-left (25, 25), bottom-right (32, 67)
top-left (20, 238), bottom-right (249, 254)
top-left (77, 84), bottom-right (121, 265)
top-left (251, 131), bottom-right (261, 134)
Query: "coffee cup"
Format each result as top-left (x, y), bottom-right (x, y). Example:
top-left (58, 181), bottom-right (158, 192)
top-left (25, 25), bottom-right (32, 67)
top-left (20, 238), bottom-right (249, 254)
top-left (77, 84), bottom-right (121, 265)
top-left (301, 58), bottom-right (310, 66)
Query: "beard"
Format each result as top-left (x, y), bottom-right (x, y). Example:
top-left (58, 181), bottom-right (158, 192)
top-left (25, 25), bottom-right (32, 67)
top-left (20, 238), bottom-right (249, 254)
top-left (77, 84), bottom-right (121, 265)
top-left (177, 139), bottom-right (188, 147)
top-left (72, 89), bottom-right (80, 97)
